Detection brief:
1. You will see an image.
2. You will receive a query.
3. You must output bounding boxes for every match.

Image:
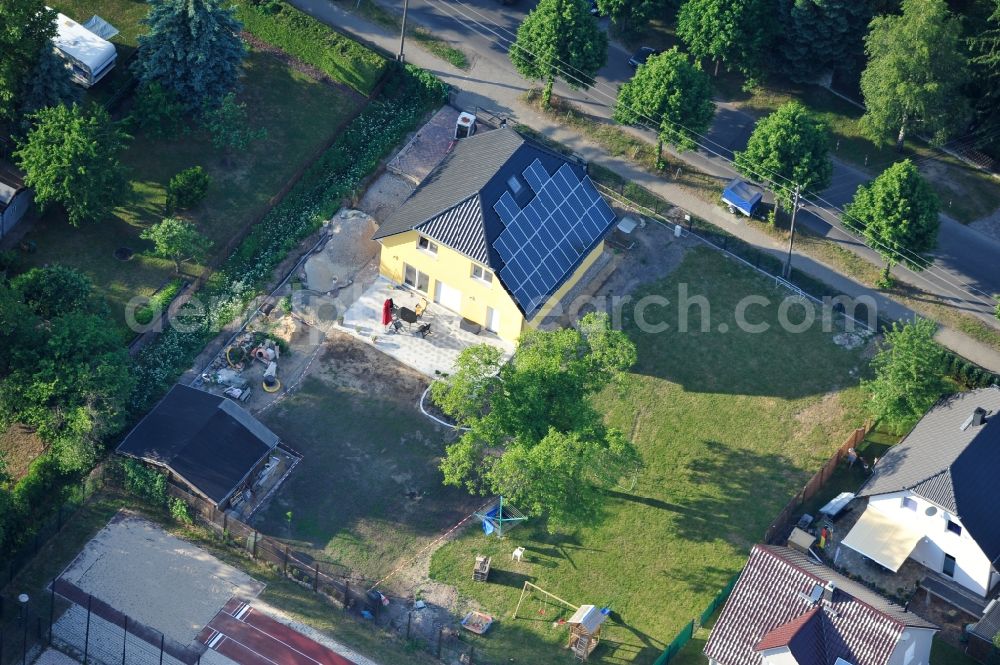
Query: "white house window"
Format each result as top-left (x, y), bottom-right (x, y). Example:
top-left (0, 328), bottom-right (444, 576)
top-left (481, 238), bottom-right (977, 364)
top-left (946, 520), bottom-right (962, 536)
top-left (471, 264), bottom-right (493, 284)
top-left (403, 263), bottom-right (429, 293)
top-left (901, 497), bottom-right (917, 512)
top-left (417, 236), bottom-right (438, 255)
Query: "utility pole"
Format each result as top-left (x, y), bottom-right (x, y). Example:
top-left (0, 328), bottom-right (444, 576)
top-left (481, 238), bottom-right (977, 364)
top-left (783, 184), bottom-right (801, 279)
top-left (398, 0), bottom-right (409, 62)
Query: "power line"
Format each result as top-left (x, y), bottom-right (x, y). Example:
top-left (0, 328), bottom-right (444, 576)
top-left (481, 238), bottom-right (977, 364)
top-left (422, 0), bottom-right (999, 309)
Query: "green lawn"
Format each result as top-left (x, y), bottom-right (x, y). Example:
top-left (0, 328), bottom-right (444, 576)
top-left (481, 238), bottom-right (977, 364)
top-left (18, 48), bottom-right (361, 332)
top-left (711, 75), bottom-right (1000, 225)
top-left (253, 347), bottom-right (476, 582)
top-left (429, 248), bottom-right (869, 665)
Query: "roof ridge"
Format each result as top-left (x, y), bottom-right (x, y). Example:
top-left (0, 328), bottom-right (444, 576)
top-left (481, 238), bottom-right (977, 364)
top-left (755, 607), bottom-right (820, 651)
top-left (757, 546), bottom-right (908, 629)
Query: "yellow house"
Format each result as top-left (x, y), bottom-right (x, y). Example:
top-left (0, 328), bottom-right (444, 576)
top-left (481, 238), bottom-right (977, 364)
top-left (373, 128), bottom-right (617, 343)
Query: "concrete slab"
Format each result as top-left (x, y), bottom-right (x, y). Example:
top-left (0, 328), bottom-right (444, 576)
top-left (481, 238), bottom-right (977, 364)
top-left (341, 277), bottom-right (513, 378)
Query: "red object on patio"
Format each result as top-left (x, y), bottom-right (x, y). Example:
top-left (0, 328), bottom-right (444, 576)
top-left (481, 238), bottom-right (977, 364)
top-left (381, 298), bottom-right (393, 326)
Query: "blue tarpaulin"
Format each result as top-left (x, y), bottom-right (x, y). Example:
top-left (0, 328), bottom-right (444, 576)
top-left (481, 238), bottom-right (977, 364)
top-left (721, 179), bottom-right (763, 216)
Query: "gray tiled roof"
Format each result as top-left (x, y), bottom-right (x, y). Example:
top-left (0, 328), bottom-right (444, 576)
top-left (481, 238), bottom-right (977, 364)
top-left (704, 546), bottom-right (937, 665)
top-left (373, 128), bottom-right (527, 262)
top-left (416, 194), bottom-right (488, 264)
top-left (858, 387), bottom-right (1000, 562)
top-left (373, 127), bottom-right (607, 317)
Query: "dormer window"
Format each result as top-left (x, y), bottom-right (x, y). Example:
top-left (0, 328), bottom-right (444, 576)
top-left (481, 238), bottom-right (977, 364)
top-left (417, 236), bottom-right (438, 255)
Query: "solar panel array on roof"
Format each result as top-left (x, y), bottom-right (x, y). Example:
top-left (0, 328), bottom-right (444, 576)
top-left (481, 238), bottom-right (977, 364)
top-left (493, 159), bottom-right (615, 316)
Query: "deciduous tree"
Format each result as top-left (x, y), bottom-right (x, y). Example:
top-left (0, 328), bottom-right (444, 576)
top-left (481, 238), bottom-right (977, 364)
top-left (133, 0), bottom-right (247, 113)
top-left (510, 0), bottom-right (607, 109)
top-left (141, 217), bottom-right (212, 274)
top-left (597, 0), bottom-right (671, 39)
top-left (202, 93), bottom-right (266, 160)
top-left (434, 313), bottom-right (640, 529)
top-left (864, 318), bottom-right (949, 433)
top-left (12, 266), bottom-right (93, 320)
top-left (844, 159), bottom-right (939, 285)
top-left (614, 47), bottom-right (714, 163)
top-left (0, 0), bottom-right (55, 120)
top-left (0, 278), bottom-right (134, 473)
top-left (14, 103), bottom-right (131, 226)
top-left (734, 101), bottom-right (832, 213)
top-left (676, 0), bottom-right (772, 85)
top-left (968, 0), bottom-right (1000, 156)
top-left (130, 82), bottom-right (187, 140)
top-left (859, 0), bottom-right (970, 149)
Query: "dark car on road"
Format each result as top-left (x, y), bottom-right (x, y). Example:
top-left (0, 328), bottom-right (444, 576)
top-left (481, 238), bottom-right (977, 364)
top-left (628, 46), bottom-right (659, 68)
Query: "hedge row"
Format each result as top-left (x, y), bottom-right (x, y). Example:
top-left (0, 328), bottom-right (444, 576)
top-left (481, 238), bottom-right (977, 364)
top-left (945, 352), bottom-right (1000, 390)
top-left (235, 0), bottom-right (389, 96)
top-left (129, 64), bottom-right (446, 410)
top-left (0, 64), bottom-right (442, 562)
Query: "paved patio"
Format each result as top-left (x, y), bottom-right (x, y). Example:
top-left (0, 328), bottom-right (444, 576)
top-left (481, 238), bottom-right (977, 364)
top-left (341, 276), bottom-right (513, 377)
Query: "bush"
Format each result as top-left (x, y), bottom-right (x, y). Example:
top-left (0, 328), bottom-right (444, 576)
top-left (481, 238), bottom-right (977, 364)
top-left (234, 0), bottom-right (389, 95)
top-left (131, 82), bottom-right (187, 139)
top-left (120, 458), bottom-right (168, 505)
top-left (166, 166), bottom-right (211, 212)
top-left (170, 497), bottom-right (193, 524)
top-left (129, 64), bottom-right (445, 410)
top-left (135, 280), bottom-right (183, 326)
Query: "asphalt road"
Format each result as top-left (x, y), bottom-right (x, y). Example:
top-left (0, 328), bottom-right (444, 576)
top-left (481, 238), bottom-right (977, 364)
top-left (391, 0), bottom-right (1000, 321)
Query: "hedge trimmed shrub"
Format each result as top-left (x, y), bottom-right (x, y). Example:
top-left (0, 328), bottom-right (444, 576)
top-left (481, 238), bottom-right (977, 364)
top-left (130, 64), bottom-right (446, 410)
top-left (166, 166), bottom-right (211, 212)
top-left (135, 280), bottom-right (183, 325)
top-left (235, 0), bottom-right (388, 96)
top-left (945, 351), bottom-right (1000, 389)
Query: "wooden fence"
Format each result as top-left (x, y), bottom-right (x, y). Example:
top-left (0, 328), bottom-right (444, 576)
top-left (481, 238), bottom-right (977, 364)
top-left (763, 422), bottom-right (872, 545)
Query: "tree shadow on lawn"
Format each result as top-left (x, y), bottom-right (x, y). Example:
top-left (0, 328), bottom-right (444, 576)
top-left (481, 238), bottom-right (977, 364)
top-left (607, 439), bottom-right (803, 550)
top-left (621, 249), bottom-right (864, 399)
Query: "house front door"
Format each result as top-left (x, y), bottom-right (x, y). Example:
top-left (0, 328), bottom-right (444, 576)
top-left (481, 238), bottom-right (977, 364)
top-left (434, 280), bottom-right (462, 313)
top-left (486, 306), bottom-right (500, 333)
top-left (943, 554), bottom-right (956, 577)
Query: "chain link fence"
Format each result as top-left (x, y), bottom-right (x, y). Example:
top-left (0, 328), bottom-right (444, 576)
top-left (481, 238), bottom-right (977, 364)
top-left (2, 465), bottom-right (108, 591)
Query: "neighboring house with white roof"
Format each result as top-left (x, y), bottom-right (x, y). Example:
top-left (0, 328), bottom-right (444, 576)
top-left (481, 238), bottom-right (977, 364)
top-left (841, 387), bottom-right (1000, 599)
top-left (705, 545), bottom-right (938, 665)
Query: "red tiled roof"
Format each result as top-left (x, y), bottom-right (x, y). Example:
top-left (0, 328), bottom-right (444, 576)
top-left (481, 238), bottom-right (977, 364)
top-left (703, 546), bottom-right (937, 665)
top-left (755, 608), bottom-right (820, 651)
